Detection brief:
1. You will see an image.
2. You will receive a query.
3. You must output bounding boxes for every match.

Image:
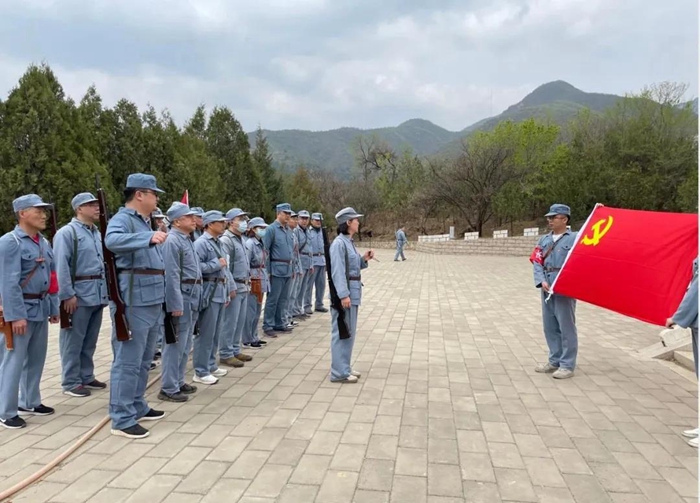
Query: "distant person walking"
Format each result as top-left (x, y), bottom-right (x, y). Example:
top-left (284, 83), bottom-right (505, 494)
top-left (394, 225), bottom-right (407, 261)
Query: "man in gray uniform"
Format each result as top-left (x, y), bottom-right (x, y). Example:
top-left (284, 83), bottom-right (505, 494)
top-left (159, 202), bottom-right (202, 403)
top-left (193, 211), bottom-right (231, 385)
top-left (54, 192), bottom-right (108, 398)
top-left (219, 208), bottom-right (252, 367)
top-left (244, 217), bottom-right (269, 347)
top-left (285, 211), bottom-right (302, 327)
top-left (532, 203), bottom-right (578, 379)
top-left (191, 207), bottom-right (205, 241)
top-left (0, 194), bottom-right (59, 429)
top-left (105, 174), bottom-right (167, 438)
top-left (307, 212), bottom-right (328, 313)
top-left (394, 225), bottom-right (408, 261)
top-left (262, 203), bottom-right (294, 336)
top-left (295, 210), bottom-right (313, 320)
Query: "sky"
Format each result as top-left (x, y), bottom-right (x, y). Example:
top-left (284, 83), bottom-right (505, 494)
top-left (0, 0), bottom-right (697, 132)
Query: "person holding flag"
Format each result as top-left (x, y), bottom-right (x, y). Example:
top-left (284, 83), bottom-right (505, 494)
top-left (531, 203), bottom-right (578, 379)
top-left (666, 257), bottom-right (698, 447)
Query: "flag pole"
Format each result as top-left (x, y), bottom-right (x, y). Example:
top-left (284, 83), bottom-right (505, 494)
top-left (547, 203), bottom-right (603, 302)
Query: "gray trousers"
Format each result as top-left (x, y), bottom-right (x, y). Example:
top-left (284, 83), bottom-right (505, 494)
top-left (303, 268), bottom-right (315, 314)
top-left (263, 276), bottom-right (291, 331)
top-left (692, 326), bottom-right (698, 377)
top-left (299, 268), bottom-right (313, 314)
top-left (194, 301), bottom-right (226, 377)
top-left (59, 304), bottom-right (104, 391)
top-left (219, 292), bottom-right (247, 359)
top-left (0, 320), bottom-right (48, 420)
top-left (244, 294), bottom-right (262, 345)
top-left (330, 305), bottom-right (358, 381)
top-left (394, 244), bottom-right (406, 261)
top-left (312, 266), bottom-right (327, 310)
top-left (161, 305), bottom-right (197, 394)
top-left (109, 304), bottom-right (162, 430)
top-left (541, 292), bottom-right (578, 370)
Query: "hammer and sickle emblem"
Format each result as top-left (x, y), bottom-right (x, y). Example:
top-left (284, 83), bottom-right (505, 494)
top-left (581, 216), bottom-right (613, 246)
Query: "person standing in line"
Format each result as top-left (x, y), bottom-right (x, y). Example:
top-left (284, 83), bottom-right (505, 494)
top-left (328, 207), bottom-right (374, 383)
top-left (296, 210), bottom-right (313, 320)
top-left (104, 174), bottom-right (168, 438)
top-left (190, 207), bottom-right (205, 241)
top-left (244, 218), bottom-right (269, 348)
top-left (285, 211), bottom-right (302, 328)
top-left (0, 194), bottom-right (59, 429)
top-left (54, 192), bottom-right (108, 398)
top-left (531, 203), bottom-right (578, 380)
top-left (666, 257), bottom-right (698, 447)
top-left (159, 202), bottom-right (202, 403)
top-left (192, 210), bottom-right (230, 385)
top-left (394, 225), bottom-right (408, 261)
top-left (219, 208), bottom-right (252, 368)
top-left (307, 213), bottom-right (328, 313)
top-left (262, 203), bottom-right (294, 337)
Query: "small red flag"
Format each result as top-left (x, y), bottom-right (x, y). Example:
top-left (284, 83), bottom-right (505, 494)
top-left (550, 205), bottom-right (698, 326)
top-left (181, 190), bottom-right (189, 206)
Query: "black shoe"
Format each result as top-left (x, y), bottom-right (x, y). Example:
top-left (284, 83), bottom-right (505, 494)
top-left (259, 340), bottom-right (268, 345)
top-left (304, 311), bottom-right (314, 316)
top-left (18, 404), bottom-right (54, 416)
top-left (64, 385), bottom-right (91, 397)
top-left (248, 342), bottom-right (263, 349)
top-left (289, 321), bottom-right (299, 326)
top-left (111, 424), bottom-right (149, 439)
top-left (150, 362), bottom-right (157, 371)
top-left (274, 326), bottom-right (293, 333)
top-left (154, 350), bottom-right (162, 361)
top-left (139, 409), bottom-right (166, 422)
top-left (180, 383), bottom-right (198, 395)
top-left (84, 379), bottom-right (107, 390)
top-left (315, 307), bottom-right (329, 313)
top-left (158, 390), bottom-right (188, 403)
top-left (264, 331), bottom-right (278, 338)
top-left (0, 415), bottom-right (26, 429)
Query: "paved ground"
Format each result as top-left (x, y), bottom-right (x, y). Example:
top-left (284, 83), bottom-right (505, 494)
top-left (1, 249), bottom-right (697, 503)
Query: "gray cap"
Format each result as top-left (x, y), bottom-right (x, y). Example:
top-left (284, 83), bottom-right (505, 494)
top-left (153, 207), bottom-right (165, 218)
top-left (544, 204), bottom-right (571, 217)
top-left (311, 212), bottom-right (322, 221)
top-left (298, 210), bottom-right (310, 218)
top-left (225, 208), bottom-right (249, 221)
top-left (248, 217), bottom-right (268, 228)
top-left (290, 211), bottom-right (298, 218)
top-left (13, 194), bottom-right (52, 213)
top-left (203, 210), bottom-right (226, 226)
top-left (335, 207), bottom-right (363, 225)
top-left (71, 192), bottom-right (98, 210)
top-left (190, 206), bottom-right (205, 217)
top-left (276, 203), bottom-right (292, 213)
top-left (126, 173), bottom-right (164, 193)
top-left (167, 202), bottom-right (196, 221)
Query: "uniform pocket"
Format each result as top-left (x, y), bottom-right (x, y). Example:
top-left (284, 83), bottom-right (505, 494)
top-left (137, 275), bottom-right (164, 305)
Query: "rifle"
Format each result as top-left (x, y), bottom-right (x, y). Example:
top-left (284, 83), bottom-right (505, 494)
top-left (96, 176), bottom-right (132, 342)
top-left (366, 230), bottom-right (380, 262)
top-left (321, 218), bottom-right (351, 339)
top-left (47, 203), bottom-right (73, 330)
top-left (150, 213), bottom-right (178, 344)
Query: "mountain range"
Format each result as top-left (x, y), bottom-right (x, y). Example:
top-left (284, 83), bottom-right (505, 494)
top-left (248, 81), bottom-right (698, 178)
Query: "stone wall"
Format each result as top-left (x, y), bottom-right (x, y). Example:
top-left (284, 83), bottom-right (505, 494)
top-left (416, 236), bottom-right (540, 256)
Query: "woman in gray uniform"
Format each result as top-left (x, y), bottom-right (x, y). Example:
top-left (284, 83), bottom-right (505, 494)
top-left (329, 207), bottom-right (374, 383)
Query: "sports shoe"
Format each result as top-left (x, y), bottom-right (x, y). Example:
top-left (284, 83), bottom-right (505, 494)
top-left (552, 368), bottom-right (574, 379)
top-left (274, 326), bottom-right (293, 333)
top-left (682, 428), bottom-right (699, 438)
top-left (221, 356), bottom-right (244, 368)
top-left (289, 321), bottom-right (299, 327)
top-left (180, 383), bottom-right (198, 394)
top-left (247, 342), bottom-right (263, 349)
top-left (258, 340), bottom-right (267, 345)
top-left (331, 375), bottom-right (358, 384)
top-left (193, 374), bottom-right (218, 385)
top-left (235, 353), bottom-right (253, 362)
top-left (535, 362), bottom-right (559, 373)
top-left (64, 385), bottom-right (91, 397)
top-left (18, 404), bottom-right (54, 416)
top-left (315, 307), bottom-right (329, 313)
top-left (688, 437), bottom-right (698, 448)
top-left (111, 424), bottom-right (149, 439)
top-left (139, 409), bottom-right (165, 421)
top-left (158, 390), bottom-right (188, 402)
top-left (212, 368), bottom-right (228, 377)
top-left (0, 416), bottom-right (26, 429)
top-left (350, 370), bottom-right (361, 378)
top-left (264, 331), bottom-right (278, 338)
top-left (84, 379), bottom-right (107, 390)
top-left (153, 350), bottom-right (162, 361)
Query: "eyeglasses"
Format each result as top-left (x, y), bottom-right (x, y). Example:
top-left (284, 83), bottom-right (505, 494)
top-left (546, 215), bottom-right (564, 221)
top-left (139, 190), bottom-right (159, 198)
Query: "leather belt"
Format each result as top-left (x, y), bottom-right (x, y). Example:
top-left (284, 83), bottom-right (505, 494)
top-left (251, 265), bottom-right (265, 269)
top-left (545, 267), bottom-right (561, 272)
top-left (349, 276), bottom-right (362, 281)
top-left (271, 259), bottom-right (291, 263)
top-left (74, 275), bottom-right (104, 281)
top-left (234, 278), bottom-right (249, 284)
top-left (23, 293), bottom-right (47, 300)
top-left (313, 253), bottom-right (324, 256)
top-left (118, 269), bottom-right (165, 276)
top-left (203, 277), bottom-right (226, 283)
top-left (182, 279), bottom-right (203, 285)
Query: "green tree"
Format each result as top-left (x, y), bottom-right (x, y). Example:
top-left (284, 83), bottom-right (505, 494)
top-left (285, 166), bottom-right (322, 213)
top-left (252, 126), bottom-right (283, 220)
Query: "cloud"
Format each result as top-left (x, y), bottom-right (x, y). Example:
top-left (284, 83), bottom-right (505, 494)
top-left (0, 0), bottom-right (696, 131)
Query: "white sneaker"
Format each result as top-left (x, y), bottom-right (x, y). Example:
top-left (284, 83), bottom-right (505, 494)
top-left (535, 362), bottom-right (559, 373)
top-left (211, 368), bottom-right (228, 378)
top-left (552, 368), bottom-right (574, 379)
top-left (682, 428), bottom-right (699, 438)
top-left (688, 437), bottom-right (698, 448)
top-left (350, 370), bottom-right (361, 378)
top-left (331, 375), bottom-right (358, 384)
top-left (193, 374), bottom-right (218, 385)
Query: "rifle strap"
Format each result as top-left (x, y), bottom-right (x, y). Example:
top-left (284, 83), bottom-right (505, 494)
top-left (12, 230), bottom-right (44, 291)
top-left (70, 225), bottom-right (78, 287)
top-left (542, 234), bottom-right (565, 263)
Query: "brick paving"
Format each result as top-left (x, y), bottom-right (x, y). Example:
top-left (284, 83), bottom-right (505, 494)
top-left (1, 249), bottom-right (697, 503)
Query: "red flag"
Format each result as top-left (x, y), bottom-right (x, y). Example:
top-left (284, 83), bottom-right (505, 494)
top-left (181, 190), bottom-right (189, 206)
top-left (551, 205), bottom-right (698, 326)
